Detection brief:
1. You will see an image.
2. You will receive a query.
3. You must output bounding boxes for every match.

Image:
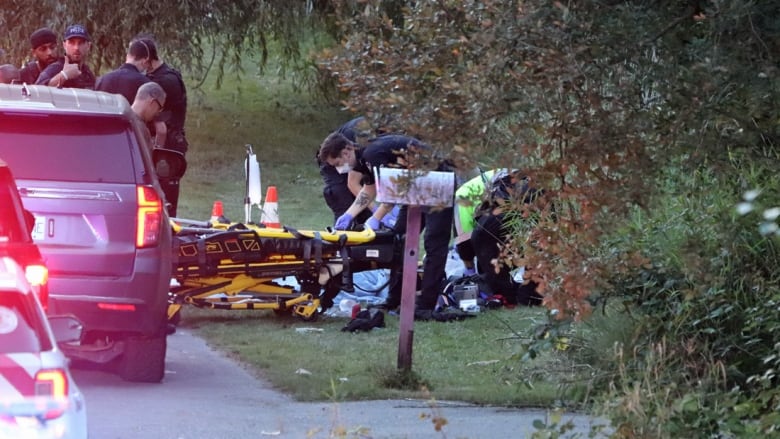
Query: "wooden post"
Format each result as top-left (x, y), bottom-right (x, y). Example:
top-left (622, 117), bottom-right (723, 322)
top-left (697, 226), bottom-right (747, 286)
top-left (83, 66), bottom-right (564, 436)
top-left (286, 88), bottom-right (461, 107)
top-left (397, 205), bottom-right (422, 371)
top-left (372, 167), bottom-right (455, 373)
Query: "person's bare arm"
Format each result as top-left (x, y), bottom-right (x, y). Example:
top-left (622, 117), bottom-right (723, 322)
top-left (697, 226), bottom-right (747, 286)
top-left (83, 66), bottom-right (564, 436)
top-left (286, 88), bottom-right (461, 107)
top-left (153, 121), bottom-right (167, 148)
top-left (344, 184), bottom-right (376, 218)
top-left (347, 170), bottom-right (363, 197)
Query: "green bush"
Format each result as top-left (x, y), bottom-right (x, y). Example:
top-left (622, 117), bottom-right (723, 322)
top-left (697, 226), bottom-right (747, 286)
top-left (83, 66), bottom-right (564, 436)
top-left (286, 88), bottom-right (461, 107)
top-left (564, 162), bottom-right (780, 437)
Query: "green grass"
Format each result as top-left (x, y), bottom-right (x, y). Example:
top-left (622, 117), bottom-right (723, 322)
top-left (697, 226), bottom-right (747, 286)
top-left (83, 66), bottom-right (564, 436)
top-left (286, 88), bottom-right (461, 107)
top-left (179, 306), bottom-right (571, 406)
top-left (176, 63), bottom-right (583, 407)
top-left (179, 70), bottom-right (342, 228)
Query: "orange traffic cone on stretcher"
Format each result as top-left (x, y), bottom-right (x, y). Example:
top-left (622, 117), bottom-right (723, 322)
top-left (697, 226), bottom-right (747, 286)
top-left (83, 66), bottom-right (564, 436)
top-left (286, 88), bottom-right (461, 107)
top-left (261, 186), bottom-right (281, 228)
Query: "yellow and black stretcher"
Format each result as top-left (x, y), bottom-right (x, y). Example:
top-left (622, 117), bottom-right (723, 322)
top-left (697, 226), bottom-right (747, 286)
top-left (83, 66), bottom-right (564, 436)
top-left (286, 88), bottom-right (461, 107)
top-left (167, 218), bottom-right (398, 322)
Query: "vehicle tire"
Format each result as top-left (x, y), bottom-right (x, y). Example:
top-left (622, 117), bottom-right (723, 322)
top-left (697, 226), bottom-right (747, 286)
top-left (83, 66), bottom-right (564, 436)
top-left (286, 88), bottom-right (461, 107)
top-left (117, 334), bottom-right (166, 383)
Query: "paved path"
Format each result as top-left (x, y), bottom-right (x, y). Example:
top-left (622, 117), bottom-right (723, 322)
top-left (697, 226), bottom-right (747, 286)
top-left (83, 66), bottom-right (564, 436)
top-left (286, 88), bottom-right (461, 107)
top-left (75, 329), bottom-right (607, 438)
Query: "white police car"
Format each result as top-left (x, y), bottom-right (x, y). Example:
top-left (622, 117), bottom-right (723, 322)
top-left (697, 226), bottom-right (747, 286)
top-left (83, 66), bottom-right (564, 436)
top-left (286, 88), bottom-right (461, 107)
top-left (0, 256), bottom-right (86, 439)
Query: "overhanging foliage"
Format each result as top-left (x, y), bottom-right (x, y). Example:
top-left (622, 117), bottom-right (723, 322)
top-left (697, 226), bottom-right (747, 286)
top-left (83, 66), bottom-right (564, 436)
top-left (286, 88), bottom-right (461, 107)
top-left (0, 0), bottom-right (326, 85)
top-left (317, 0), bottom-right (779, 319)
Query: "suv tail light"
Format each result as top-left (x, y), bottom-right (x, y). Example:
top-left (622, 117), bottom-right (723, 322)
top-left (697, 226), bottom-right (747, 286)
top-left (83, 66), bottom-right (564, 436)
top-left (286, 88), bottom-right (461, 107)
top-left (25, 264), bottom-right (49, 310)
top-left (136, 185), bottom-right (163, 248)
top-left (24, 264), bottom-right (48, 287)
top-left (35, 369), bottom-right (68, 419)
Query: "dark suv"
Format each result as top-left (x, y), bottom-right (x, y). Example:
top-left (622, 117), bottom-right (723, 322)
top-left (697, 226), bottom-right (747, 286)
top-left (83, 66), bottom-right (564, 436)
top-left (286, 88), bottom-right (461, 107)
top-left (0, 83), bottom-right (185, 382)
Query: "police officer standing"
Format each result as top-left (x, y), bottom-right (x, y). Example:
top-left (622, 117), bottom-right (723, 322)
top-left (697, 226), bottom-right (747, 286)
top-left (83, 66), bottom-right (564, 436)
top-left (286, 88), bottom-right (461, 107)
top-left (95, 39), bottom-right (152, 104)
top-left (137, 37), bottom-right (188, 217)
top-left (36, 24), bottom-right (96, 89)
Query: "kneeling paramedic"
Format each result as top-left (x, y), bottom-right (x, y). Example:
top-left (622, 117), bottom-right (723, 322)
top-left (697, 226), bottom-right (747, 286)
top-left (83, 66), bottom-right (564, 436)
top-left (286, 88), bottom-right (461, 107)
top-left (471, 170), bottom-right (543, 306)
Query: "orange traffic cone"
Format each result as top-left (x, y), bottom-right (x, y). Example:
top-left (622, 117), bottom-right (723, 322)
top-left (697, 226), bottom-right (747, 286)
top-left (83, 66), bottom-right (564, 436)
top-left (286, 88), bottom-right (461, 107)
top-left (210, 200), bottom-right (224, 223)
top-left (260, 186), bottom-right (281, 228)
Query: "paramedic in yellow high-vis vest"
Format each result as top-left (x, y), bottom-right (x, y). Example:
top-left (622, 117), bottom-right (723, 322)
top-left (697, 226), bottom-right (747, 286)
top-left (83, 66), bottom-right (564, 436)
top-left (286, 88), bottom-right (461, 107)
top-left (453, 169), bottom-right (497, 276)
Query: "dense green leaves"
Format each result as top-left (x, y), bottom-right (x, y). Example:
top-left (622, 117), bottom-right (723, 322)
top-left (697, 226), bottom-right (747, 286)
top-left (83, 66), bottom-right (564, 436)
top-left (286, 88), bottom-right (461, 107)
top-left (0, 0), bottom-right (321, 82)
top-left (319, 0), bottom-right (668, 318)
top-left (315, 1), bottom-right (780, 436)
top-left (316, 0), bottom-right (779, 321)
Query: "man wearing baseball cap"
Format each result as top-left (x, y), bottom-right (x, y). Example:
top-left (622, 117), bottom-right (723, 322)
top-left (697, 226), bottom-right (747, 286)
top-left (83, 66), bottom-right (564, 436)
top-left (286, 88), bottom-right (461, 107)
top-left (36, 24), bottom-right (96, 89)
top-left (19, 27), bottom-right (58, 84)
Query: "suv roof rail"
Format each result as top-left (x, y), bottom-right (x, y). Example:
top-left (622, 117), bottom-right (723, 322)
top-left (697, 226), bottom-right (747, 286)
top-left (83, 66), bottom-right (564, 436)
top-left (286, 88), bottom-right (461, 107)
top-left (0, 84), bottom-right (128, 116)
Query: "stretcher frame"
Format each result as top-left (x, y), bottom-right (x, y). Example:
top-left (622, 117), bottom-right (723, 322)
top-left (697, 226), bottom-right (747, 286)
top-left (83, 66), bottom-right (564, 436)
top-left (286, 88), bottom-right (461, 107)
top-left (167, 218), bottom-right (397, 322)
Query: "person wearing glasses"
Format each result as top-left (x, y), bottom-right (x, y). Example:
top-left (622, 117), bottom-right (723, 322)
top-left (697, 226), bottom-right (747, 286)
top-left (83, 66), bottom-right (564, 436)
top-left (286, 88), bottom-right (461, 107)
top-left (96, 39), bottom-right (153, 105)
top-left (36, 24), bottom-right (96, 89)
top-left (131, 81), bottom-right (166, 125)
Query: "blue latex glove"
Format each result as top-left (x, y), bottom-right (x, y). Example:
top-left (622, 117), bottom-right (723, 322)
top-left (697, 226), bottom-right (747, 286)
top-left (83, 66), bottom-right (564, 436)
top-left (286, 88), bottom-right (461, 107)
top-left (366, 216), bottom-right (381, 230)
top-left (334, 213), bottom-right (354, 230)
top-left (381, 205), bottom-right (401, 228)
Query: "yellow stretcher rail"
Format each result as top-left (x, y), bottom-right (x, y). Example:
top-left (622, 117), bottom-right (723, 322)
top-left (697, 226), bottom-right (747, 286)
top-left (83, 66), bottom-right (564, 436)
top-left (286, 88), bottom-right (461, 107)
top-left (167, 218), bottom-right (397, 322)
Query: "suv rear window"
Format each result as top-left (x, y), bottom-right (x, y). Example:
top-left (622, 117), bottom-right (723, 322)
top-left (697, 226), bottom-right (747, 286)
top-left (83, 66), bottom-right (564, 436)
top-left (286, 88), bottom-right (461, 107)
top-left (0, 114), bottom-right (137, 183)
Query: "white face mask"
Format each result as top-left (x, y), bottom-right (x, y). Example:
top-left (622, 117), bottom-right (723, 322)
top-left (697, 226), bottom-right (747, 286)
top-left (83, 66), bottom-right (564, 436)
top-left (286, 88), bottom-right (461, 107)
top-left (336, 163), bottom-right (353, 174)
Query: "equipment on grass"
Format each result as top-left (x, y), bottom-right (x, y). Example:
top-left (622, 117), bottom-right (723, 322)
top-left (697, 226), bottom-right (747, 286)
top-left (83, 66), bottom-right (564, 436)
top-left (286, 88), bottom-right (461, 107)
top-left (168, 144), bottom-right (398, 323)
top-left (167, 217), bottom-right (398, 323)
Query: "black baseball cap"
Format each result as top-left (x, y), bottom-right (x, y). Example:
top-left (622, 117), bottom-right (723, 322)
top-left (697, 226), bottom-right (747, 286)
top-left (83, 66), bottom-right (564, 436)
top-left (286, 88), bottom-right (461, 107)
top-left (64, 24), bottom-right (91, 42)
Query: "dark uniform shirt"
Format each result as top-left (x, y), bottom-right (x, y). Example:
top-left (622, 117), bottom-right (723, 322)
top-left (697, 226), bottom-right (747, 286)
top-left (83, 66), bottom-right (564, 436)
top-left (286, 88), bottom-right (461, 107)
top-left (352, 148), bottom-right (374, 183)
top-left (361, 134), bottom-right (429, 183)
top-left (147, 63), bottom-right (188, 153)
top-left (19, 61), bottom-right (43, 85)
top-left (361, 134), bottom-right (452, 311)
top-left (336, 117), bottom-right (367, 142)
top-left (95, 63), bottom-right (150, 105)
top-left (319, 159), bottom-right (348, 188)
top-left (35, 58), bottom-right (96, 89)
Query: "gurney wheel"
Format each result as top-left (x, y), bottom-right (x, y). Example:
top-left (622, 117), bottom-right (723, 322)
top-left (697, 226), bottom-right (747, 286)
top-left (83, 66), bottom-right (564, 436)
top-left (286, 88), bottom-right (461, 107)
top-left (299, 312), bottom-right (318, 322)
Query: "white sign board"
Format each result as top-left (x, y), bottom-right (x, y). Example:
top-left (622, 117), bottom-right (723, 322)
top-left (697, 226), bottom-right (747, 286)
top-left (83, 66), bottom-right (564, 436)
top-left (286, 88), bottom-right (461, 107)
top-left (374, 167), bottom-right (454, 207)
